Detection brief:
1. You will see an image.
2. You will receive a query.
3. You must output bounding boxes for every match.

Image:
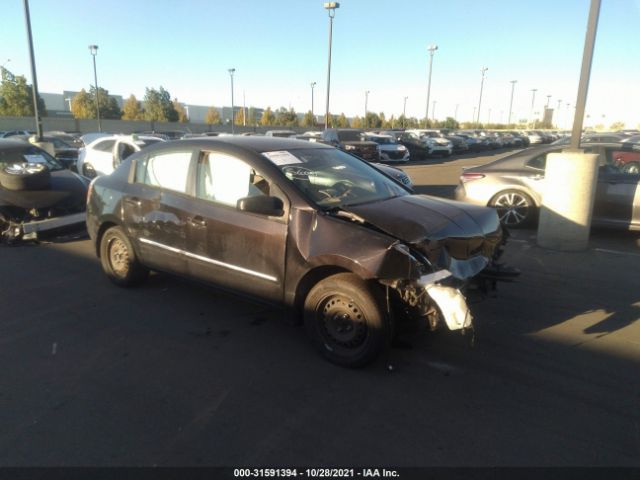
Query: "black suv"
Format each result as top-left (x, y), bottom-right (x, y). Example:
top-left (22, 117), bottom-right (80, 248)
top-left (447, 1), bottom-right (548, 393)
top-left (320, 129), bottom-right (380, 161)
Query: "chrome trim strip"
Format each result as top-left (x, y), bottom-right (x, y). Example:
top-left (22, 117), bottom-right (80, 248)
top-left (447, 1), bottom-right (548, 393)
top-left (139, 237), bottom-right (278, 282)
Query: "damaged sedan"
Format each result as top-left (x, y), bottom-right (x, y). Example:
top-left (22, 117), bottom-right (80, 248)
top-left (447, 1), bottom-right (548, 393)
top-left (0, 139), bottom-right (89, 243)
top-left (86, 137), bottom-right (516, 367)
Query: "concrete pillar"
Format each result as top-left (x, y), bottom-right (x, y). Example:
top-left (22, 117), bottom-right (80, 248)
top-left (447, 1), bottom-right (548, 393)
top-left (28, 135), bottom-right (55, 157)
top-left (537, 151), bottom-right (599, 251)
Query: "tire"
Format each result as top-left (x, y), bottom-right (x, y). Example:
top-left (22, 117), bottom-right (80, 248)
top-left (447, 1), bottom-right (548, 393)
top-left (304, 273), bottom-right (389, 368)
top-left (490, 189), bottom-right (535, 228)
top-left (622, 162), bottom-right (639, 175)
top-left (0, 163), bottom-right (51, 191)
top-left (82, 162), bottom-right (97, 179)
top-left (99, 226), bottom-right (149, 287)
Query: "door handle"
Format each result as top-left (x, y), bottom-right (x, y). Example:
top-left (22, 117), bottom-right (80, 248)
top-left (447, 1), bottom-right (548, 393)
top-left (124, 196), bottom-right (142, 206)
top-left (188, 215), bottom-right (207, 227)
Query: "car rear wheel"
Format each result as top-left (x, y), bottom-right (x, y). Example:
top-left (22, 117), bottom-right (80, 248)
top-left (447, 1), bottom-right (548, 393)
top-left (100, 226), bottom-right (149, 287)
top-left (82, 162), bottom-right (97, 179)
top-left (304, 273), bottom-right (389, 368)
top-left (490, 190), bottom-right (535, 227)
top-left (622, 162), bottom-right (639, 174)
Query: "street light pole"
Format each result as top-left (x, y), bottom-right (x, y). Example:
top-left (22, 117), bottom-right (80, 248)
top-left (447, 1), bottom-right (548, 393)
top-left (23, 1), bottom-right (43, 140)
top-left (508, 80), bottom-right (517, 125)
top-left (432, 100), bottom-right (436, 123)
top-left (310, 81), bottom-right (316, 122)
top-left (476, 67), bottom-right (488, 127)
top-left (402, 96), bottom-right (408, 128)
top-left (529, 88), bottom-right (537, 127)
top-left (424, 44), bottom-right (438, 128)
top-left (364, 90), bottom-right (370, 129)
top-left (454, 104), bottom-right (459, 122)
top-left (228, 68), bottom-right (235, 133)
top-left (323, 2), bottom-right (339, 130)
top-left (88, 44), bottom-right (101, 133)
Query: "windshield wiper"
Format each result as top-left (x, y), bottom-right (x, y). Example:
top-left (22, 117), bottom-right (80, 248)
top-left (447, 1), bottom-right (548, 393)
top-left (324, 206), bottom-right (365, 224)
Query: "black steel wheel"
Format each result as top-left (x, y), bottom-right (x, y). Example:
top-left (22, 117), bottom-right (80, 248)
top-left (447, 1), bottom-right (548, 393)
top-left (490, 189), bottom-right (535, 227)
top-left (99, 226), bottom-right (148, 287)
top-left (304, 273), bottom-right (389, 367)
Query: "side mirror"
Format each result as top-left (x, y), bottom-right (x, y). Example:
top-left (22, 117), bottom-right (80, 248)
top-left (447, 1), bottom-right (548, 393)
top-left (237, 195), bottom-right (284, 217)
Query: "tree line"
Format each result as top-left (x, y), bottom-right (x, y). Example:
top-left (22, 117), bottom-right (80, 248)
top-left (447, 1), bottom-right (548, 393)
top-left (1, 67), bottom-right (633, 131)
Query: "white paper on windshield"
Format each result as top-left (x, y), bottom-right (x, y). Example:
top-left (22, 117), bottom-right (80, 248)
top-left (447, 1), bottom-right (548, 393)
top-left (23, 154), bottom-right (47, 164)
top-left (262, 151), bottom-right (303, 166)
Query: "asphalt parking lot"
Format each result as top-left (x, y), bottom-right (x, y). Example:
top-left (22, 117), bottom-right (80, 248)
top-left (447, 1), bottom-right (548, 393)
top-left (1, 150), bottom-right (639, 467)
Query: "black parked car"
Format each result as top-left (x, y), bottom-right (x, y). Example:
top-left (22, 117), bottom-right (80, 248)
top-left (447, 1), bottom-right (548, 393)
top-left (320, 128), bottom-right (380, 161)
top-left (87, 137), bottom-right (514, 367)
top-left (0, 139), bottom-right (89, 242)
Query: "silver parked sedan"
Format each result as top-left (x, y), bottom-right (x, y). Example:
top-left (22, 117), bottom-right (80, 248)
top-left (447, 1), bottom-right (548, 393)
top-left (454, 143), bottom-right (640, 230)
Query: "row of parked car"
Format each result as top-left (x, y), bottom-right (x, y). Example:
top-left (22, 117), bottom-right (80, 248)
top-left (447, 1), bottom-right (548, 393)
top-left (1, 125), bottom-right (638, 368)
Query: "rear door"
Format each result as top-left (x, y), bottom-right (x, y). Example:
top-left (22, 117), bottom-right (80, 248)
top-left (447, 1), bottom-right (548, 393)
top-left (122, 148), bottom-right (196, 275)
top-left (184, 150), bottom-right (288, 302)
top-left (593, 147), bottom-right (640, 228)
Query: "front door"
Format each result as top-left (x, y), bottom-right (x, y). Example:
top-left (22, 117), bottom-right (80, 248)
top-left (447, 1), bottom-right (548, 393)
top-left (594, 148), bottom-right (640, 229)
top-left (185, 150), bottom-right (288, 303)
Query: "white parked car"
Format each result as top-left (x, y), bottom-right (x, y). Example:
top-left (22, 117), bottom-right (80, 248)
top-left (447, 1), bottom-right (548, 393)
top-left (405, 129), bottom-right (453, 156)
top-left (364, 133), bottom-right (410, 162)
top-left (77, 135), bottom-right (164, 177)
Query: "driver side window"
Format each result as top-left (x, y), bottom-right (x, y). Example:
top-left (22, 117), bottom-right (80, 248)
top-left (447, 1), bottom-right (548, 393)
top-left (196, 152), bottom-right (271, 207)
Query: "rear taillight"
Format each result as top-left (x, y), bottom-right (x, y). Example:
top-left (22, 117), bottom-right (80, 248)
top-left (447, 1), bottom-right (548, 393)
top-left (461, 173), bottom-right (485, 183)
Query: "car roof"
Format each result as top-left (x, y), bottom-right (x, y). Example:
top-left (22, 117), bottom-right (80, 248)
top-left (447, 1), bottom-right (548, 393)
top-left (475, 142), bottom-right (631, 170)
top-left (170, 135), bottom-right (333, 154)
top-left (0, 138), bottom-right (31, 150)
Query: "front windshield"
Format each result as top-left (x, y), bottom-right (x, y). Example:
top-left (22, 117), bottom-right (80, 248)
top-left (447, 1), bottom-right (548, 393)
top-left (367, 136), bottom-right (394, 145)
top-left (263, 147), bottom-right (409, 208)
top-left (0, 145), bottom-right (63, 171)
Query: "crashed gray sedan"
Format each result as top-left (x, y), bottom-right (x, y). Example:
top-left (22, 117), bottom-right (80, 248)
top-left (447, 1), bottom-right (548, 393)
top-left (87, 137), bottom-right (515, 367)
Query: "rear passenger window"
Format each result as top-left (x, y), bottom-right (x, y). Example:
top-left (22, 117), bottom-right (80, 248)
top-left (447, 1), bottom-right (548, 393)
top-left (93, 139), bottom-right (116, 152)
top-left (141, 151), bottom-right (192, 193)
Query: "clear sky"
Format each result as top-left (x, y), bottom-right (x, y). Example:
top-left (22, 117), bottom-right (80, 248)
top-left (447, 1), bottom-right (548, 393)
top-left (2, 0), bottom-right (639, 128)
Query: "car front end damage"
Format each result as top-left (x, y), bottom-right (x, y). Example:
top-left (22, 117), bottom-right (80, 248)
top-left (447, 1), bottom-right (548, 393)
top-left (340, 195), bottom-right (519, 339)
top-left (380, 229), bottom-right (514, 339)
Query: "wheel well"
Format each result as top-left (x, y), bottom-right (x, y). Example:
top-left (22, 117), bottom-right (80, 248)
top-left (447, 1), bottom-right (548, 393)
top-left (95, 221), bottom-right (118, 257)
top-left (293, 266), bottom-right (351, 322)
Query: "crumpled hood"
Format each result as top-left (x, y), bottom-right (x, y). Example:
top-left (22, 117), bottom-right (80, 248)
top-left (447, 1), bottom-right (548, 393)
top-left (344, 194), bottom-right (501, 244)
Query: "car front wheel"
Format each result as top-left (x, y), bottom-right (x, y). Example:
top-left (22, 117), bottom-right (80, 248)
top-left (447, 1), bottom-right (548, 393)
top-left (100, 226), bottom-right (149, 287)
top-left (304, 273), bottom-right (389, 368)
top-left (490, 190), bottom-right (535, 227)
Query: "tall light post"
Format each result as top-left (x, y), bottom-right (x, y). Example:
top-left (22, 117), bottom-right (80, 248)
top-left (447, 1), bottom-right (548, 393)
top-left (432, 100), bottom-right (437, 123)
top-left (476, 67), bottom-right (488, 126)
top-left (424, 44), bottom-right (438, 128)
top-left (454, 104), bottom-right (459, 122)
top-left (184, 105), bottom-right (190, 121)
top-left (529, 88), bottom-right (537, 127)
top-left (323, 2), bottom-right (339, 130)
top-left (65, 97), bottom-right (72, 111)
top-left (546, 95), bottom-right (552, 108)
top-left (310, 81), bottom-right (316, 121)
top-left (88, 44), bottom-right (101, 132)
top-left (364, 90), bottom-right (370, 129)
top-left (556, 99), bottom-right (562, 127)
top-left (228, 68), bottom-right (235, 133)
top-left (402, 96), bottom-right (408, 128)
top-left (507, 80), bottom-right (517, 125)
